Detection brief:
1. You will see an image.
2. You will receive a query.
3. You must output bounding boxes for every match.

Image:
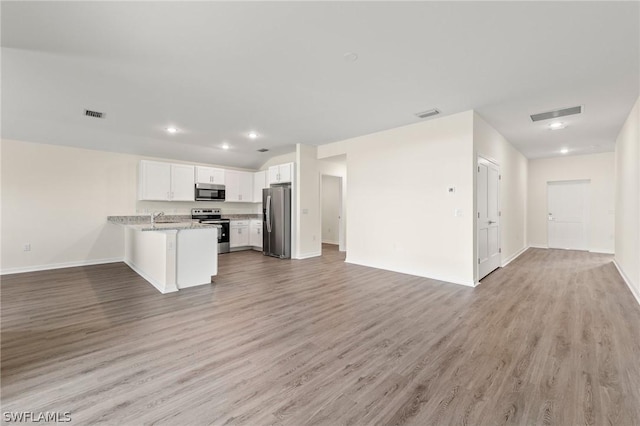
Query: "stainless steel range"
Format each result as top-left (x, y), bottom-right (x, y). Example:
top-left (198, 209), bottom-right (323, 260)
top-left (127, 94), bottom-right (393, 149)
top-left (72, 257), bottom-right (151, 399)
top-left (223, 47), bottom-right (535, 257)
top-left (191, 208), bottom-right (230, 254)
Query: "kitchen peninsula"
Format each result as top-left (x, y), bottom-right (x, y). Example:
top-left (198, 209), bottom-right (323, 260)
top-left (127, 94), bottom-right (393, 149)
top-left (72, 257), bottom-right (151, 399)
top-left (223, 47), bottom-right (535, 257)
top-left (108, 216), bottom-right (220, 293)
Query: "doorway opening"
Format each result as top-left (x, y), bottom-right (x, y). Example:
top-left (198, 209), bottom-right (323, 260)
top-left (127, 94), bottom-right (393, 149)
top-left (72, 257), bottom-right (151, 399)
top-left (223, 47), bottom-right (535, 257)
top-left (547, 180), bottom-right (590, 250)
top-left (320, 174), bottom-right (344, 253)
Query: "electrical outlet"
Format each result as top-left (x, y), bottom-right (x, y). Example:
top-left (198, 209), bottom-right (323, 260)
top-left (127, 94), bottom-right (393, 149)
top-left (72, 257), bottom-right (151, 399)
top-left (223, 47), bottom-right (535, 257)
top-left (23, 244), bottom-right (31, 252)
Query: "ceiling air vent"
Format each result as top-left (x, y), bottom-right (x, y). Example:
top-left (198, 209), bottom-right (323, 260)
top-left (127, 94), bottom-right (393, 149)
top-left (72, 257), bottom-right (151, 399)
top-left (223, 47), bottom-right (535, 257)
top-left (530, 105), bottom-right (582, 122)
top-left (257, 148), bottom-right (269, 153)
top-left (415, 109), bottom-right (440, 119)
top-left (84, 109), bottom-right (105, 119)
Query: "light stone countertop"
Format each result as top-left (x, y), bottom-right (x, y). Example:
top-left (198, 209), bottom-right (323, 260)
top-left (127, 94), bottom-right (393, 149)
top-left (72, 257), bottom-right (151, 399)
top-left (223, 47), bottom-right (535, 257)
top-left (107, 217), bottom-right (220, 232)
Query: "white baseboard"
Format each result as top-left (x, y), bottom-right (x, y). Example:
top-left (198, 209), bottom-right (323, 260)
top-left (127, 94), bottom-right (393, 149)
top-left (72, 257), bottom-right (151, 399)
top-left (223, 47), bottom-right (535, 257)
top-left (613, 260), bottom-right (640, 307)
top-left (589, 249), bottom-right (615, 255)
top-left (322, 240), bottom-right (339, 245)
top-left (501, 246), bottom-right (529, 267)
top-left (344, 258), bottom-right (475, 288)
top-left (528, 244), bottom-right (548, 249)
top-left (0, 257), bottom-right (123, 276)
top-left (124, 259), bottom-right (177, 294)
top-left (294, 251), bottom-right (322, 260)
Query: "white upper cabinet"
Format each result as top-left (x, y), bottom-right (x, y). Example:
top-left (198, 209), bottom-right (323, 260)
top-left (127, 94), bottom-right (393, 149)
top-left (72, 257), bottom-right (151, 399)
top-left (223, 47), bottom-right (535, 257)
top-left (138, 160), bottom-right (194, 201)
top-left (268, 162), bottom-right (294, 184)
top-left (225, 170), bottom-right (253, 202)
top-left (195, 166), bottom-right (225, 185)
top-left (170, 164), bottom-right (195, 201)
top-left (253, 170), bottom-right (268, 202)
top-left (139, 161), bottom-right (171, 201)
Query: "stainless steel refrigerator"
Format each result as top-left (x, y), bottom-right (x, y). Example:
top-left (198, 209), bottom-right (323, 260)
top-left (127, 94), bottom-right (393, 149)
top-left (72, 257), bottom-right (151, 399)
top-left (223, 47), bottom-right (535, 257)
top-left (263, 185), bottom-right (291, 258)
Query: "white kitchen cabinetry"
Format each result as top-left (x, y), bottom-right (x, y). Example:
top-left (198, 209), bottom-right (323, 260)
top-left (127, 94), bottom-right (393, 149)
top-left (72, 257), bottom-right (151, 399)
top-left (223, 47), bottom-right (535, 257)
top-left (230, 220), bottom-right (250, 248)
top-left (138, 160), bottom-right (195, 201)
top-left (171, 164), bottom-right (196, 201)
top-left (195, 166), bottom-right (225, 185)
top-left (268, 162), bottom-right (294, 184)
top-left (253, 170), bottom-right (268, 202)
top-left (225, 171), bottom-right (253, 202)
top-left (250, 220), bottom-right (263, 249)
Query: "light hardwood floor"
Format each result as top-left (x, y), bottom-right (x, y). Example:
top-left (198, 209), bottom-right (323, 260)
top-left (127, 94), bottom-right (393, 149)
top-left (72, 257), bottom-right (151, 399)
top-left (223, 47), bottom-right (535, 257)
top-left (2, 246), bottom-right (639, 425)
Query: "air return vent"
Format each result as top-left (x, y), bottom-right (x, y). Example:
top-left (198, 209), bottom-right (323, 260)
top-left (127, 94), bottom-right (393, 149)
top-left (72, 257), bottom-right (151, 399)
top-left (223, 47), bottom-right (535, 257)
top-left (84, 109), bottom-right (105, 119)
top-left (415, 109), bottom-right (440, 119)
top-left (530, 105), bottom-right (582, 122)
top-left (257, 148), bottom-right (269, 152)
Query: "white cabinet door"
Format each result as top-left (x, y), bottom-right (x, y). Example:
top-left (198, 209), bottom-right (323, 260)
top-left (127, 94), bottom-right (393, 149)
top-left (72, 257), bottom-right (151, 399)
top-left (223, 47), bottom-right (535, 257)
top-left (268, 163), bottom-right (294, 184)
top-left (170, 164), bottom-right (195, 201)
top-left (253, 170), bottom-right (267, 202)
top-left (250, 220), bottom-right (263, 248)
top-left (225, 170), bottom-right (240, 202)
top-left (195, 166), bottom-right (225, 184)
top-left (139, 160), bottom-right (171, 200)
top-left (225, 171), bottom-right (252, 202)
top-left (239, 172), bottom-right (253, 202)
top-left (230, 222), bottom-right (250, 248)
top-left (268, 166), bottom-right (280, 184)
top-left (278, 163), bottom-right (293, 183)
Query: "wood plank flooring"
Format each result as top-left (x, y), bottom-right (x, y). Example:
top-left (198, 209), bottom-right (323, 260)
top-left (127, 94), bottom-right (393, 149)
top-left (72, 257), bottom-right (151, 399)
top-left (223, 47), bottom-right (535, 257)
top-left (1, 246), bottom-right (639, 425)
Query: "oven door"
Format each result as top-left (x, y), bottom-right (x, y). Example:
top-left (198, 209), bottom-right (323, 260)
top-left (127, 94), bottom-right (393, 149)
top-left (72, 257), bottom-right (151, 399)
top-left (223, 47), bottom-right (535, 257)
top-left (195, 184), bottom-right (225, 201)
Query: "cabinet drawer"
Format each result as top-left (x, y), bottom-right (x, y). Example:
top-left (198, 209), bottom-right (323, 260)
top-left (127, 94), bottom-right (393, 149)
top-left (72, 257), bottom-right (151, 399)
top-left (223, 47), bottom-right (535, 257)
top-left (230, 220), bottom-right (250, 227)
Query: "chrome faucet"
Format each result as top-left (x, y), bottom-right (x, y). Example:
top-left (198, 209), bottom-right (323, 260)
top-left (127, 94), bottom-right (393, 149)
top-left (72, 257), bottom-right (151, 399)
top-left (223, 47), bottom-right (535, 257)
top-left (151, 211), bottom-right (165, 224)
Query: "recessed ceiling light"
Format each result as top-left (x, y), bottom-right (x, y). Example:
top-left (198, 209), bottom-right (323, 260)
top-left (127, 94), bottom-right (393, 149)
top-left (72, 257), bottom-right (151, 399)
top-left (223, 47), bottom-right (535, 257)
top-left (549, 122), bottom-right (566, 130)
top-left (343, 52), bottom-right (359, 62)
top-left (166, 127), bottom-right (178, 134)
top-left (560, 148), bottom-right (569, 154)
top-left (222, 143), bottom-right (230, 150)
top-left (248, 131), bottom-right (258, 139)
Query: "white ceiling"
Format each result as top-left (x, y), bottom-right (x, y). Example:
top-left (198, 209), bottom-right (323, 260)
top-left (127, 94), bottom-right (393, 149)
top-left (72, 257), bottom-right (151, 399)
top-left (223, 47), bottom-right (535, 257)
top-left (2, 2), bottom-right (638, 169)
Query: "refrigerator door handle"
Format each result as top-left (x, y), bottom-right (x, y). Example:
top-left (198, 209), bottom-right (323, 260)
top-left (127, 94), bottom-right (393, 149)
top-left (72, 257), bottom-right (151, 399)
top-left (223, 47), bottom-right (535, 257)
top-left (266, 195), bottom-right (272, 233)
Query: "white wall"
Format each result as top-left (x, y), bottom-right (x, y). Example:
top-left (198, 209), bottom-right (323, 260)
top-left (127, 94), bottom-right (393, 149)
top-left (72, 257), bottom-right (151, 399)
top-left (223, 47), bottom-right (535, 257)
top-left (321, 175), bottom-right (341, 244)
top-left (259, 151), bottom-right (296, 171)
top-left (614, 97), bottom-right (640, 304)
top-left (295, 144), bottom-right (321, 258)
top-left (345, 111), bottom-right (475, 286)
top-left (473, 113), bottom-right (528, 278)
top-left (0, 139), bottom-right (260, 273)
top-left (527, 152), bottom-right (615, 254)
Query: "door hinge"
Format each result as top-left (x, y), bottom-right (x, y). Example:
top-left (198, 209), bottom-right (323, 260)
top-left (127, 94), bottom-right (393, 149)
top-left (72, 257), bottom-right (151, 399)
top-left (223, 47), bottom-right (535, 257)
top-left (499, 248), bottom-right (502, 253)
top-left (478, 166), bottom-right (480, 172)
top-left (499, 174), bottom-right (502, 180)
top-left (477, 212), bottom-right (480, 218)
top-left (499, 211), bottom-right (502, 217)
top-left (478, 258), bottom-right (481, 264)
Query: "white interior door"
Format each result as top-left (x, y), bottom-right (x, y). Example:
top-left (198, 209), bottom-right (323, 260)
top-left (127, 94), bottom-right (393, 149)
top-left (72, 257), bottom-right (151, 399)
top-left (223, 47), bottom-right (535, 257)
top-left (547, 180), bottom-right (589, 250)
top-left (478, 158), bottom-right (501, 280)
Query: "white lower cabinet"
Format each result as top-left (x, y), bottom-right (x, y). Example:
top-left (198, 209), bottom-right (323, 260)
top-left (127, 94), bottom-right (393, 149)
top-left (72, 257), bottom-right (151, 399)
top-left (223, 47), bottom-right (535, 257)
top-left (230, 220), bottom-right (250, 248)
top-left (250, 220), bottom-right (263, 249)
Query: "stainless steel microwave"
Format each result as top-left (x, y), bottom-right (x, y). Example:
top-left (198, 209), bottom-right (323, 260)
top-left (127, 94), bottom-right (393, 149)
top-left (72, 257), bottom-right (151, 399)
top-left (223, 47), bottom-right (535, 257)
top-left (195, 183), bottom-right (225, 201)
